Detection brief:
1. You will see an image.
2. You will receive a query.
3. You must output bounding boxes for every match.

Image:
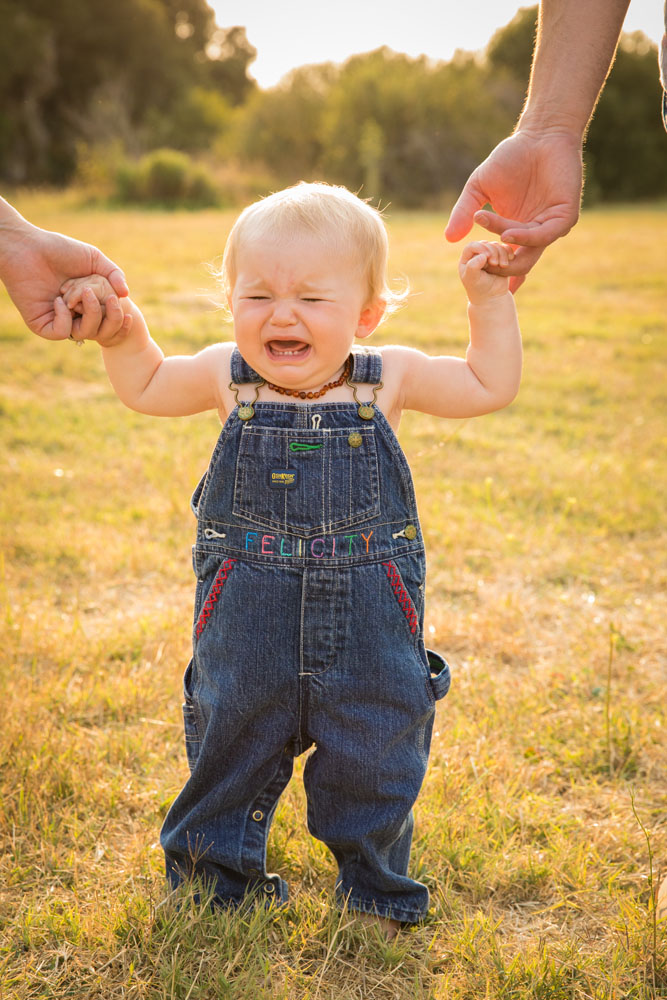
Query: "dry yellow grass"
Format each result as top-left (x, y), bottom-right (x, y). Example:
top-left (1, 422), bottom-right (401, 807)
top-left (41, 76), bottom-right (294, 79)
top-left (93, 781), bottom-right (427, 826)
top-left (0, 194), bottom-right (665, 998)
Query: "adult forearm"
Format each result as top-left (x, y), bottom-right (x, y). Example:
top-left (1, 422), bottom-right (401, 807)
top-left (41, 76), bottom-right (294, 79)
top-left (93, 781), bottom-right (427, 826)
top-left (0, 198), bottom-right (33, 271)
top-left (519, 0), bottom-right (631, 138)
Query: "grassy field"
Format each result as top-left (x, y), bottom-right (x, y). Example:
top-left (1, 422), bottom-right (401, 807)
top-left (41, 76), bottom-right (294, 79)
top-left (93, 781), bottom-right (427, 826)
top-left (0, 193), bottom-right (665, 999)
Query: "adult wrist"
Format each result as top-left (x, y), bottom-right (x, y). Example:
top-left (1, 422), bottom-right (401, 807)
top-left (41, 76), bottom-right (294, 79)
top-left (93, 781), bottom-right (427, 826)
top-left (0, 200), bottom-right (34, 264)
top-left (516, 106), bottom-right (587, 143)
top-left (0, 198), bottom-right (32, 236)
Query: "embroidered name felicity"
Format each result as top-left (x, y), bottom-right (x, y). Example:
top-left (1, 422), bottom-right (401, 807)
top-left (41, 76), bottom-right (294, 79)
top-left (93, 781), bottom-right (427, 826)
top-left (245, 530), bottom-right (374, 558)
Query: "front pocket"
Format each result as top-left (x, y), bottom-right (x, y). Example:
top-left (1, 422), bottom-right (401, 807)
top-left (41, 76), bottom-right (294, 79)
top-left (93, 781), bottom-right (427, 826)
top-left (382, 560), bottom-right (420, 635)
top-left (232, 425), bottom-right (380, 535)
top-left (194, 558), bottom-right (236, 640)
top-left (182, 658), bottom-right (203, 771)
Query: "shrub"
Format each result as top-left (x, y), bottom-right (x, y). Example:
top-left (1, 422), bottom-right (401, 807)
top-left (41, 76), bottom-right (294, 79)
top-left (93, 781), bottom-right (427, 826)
top-left (115, 149), bottom-right (220, 207)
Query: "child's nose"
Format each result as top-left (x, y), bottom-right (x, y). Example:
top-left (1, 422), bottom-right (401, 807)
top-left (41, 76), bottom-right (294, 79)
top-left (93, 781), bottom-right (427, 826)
top-left (270, 300), bottom-right (297, 326)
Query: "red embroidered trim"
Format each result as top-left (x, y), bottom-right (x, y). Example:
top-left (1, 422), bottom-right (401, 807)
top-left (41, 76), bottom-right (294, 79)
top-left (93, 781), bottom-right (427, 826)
top-left (382, 561), bottom-right (418, 634)
top-left (195, 559), bottom-right (236, 638)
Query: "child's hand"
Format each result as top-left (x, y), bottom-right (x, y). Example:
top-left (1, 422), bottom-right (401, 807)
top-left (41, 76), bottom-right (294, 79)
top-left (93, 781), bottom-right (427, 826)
top-left (61, 274), bottom-right (114, 315)
top-left (459, 241), bottom-right (514, 304)
top-left (56, 275), bottom-right (132, 346)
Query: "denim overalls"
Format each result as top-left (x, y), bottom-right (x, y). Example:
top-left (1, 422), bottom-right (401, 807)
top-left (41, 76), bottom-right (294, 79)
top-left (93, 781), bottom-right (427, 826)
top-left (160, 346), bottom-right (451, 924)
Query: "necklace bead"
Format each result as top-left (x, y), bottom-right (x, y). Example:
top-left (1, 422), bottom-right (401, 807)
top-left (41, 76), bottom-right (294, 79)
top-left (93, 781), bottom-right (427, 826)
top-left (265, 357), bottom-right (352, 399)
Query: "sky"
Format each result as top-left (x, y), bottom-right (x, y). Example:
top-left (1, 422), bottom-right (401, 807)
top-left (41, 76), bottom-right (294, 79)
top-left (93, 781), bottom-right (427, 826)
top-left (209, 0), bottom-right (663, 89)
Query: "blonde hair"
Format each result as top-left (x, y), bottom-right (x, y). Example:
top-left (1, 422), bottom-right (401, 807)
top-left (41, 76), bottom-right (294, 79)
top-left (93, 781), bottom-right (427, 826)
top-left (220, 182), bottom-right (407, 316)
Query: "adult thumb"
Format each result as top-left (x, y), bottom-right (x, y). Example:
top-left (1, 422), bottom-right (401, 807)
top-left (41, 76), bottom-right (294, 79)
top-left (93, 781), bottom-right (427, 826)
top-left (445, 181), bottom-right (485, 244)
top-left (91, 248), bottom-right (129, 297)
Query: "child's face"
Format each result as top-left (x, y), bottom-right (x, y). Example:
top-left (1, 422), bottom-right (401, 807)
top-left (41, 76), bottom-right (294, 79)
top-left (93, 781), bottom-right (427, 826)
top-left (228, 232), bottom-right (383, 389)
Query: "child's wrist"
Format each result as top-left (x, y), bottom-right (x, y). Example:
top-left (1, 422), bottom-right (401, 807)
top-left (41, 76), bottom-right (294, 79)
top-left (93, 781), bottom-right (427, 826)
top-left (467, 289), bottom-right (512, 309)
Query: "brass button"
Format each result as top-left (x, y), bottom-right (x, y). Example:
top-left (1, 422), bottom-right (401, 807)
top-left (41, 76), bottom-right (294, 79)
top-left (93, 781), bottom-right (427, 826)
top-left (348, 432), bottom-right (362, 448)
top-left (264, 882), bottom-right (275, 894)
top-left (252, 810), bottom-right (264, 821)
top-left (357, 404), bottom-right (375, 420)
top-left (404, 524), bottom-right (417, 540)
top-left (238, 405), bottom-right (255, 421)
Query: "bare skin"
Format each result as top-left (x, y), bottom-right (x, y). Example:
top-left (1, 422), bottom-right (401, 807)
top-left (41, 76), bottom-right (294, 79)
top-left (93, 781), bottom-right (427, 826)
top-left (60, 237), bottom-right (522, 434)
top-left (354, 912), bottom-right (401, 939)
top-left (445, 0), bottom-right (631, 291)
top-left (0, 197), bottom-right (128, 339)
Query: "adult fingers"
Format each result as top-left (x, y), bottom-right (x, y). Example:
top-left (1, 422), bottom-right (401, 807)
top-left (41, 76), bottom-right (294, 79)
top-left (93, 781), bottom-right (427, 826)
top-left (473, 210), bottom-right (523, 236)
top-left (444, 178), bottom-right (485, 243)
top-left (500, 216), bottom-right (574, 247)
top-left (52, 296), bottom-right (74, 339)
top-left (89, 248), bottom-right (129, 297)
top-left (474, 210), bottom-right (573, 248)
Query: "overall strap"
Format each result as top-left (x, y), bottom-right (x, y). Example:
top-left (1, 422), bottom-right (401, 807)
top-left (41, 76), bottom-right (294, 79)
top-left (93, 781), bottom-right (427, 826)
top-left (349, 347), bottom-right (383, 385)
top-left (230, 347), bottom-right (262, 384)
top-left (229, 345), bottom-right (383, 386)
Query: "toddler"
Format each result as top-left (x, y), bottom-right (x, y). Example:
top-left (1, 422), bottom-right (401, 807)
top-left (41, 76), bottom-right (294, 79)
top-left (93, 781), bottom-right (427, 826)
top-left (57, 182), bottom-right (521, 934)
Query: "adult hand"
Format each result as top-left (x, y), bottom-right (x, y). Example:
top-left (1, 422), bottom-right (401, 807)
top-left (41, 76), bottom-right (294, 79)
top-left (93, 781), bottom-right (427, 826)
top-left (445, 129), bottom-right (584, 292)
top-left (54, 281), bottom-right (134, 348)
top-left (0, 215), bottom-right (128, 340)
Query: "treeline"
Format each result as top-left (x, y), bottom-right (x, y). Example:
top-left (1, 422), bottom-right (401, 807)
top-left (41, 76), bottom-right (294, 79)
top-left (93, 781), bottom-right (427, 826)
top-left (1, 3), bottom-right (665, 206)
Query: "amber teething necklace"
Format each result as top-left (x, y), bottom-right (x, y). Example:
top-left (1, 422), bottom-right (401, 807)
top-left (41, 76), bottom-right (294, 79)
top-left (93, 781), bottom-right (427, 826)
top-left (265, 357), bottom-right (351, 399)
top-left (230, 357), bottom-right (352, 421)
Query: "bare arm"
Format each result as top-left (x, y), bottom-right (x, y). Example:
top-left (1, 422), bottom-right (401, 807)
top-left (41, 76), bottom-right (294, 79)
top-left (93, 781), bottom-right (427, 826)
top-left (101, 306), bottom-right (226, 416)
top-left (520, 0), bottom-right (631, 140)
top-left (397, 242), bottom-right (522, 418)
top-left (445, 0), bottom-right (630, 289)
top-left (61, 276), bottom-right (227, 416)
top-left (0, 197), bottom-right (128, 339)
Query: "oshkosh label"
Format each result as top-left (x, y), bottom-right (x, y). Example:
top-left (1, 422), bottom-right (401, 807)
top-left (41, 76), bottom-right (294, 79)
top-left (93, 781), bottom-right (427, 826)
top-left (270, 469), bottom-right (297, 488)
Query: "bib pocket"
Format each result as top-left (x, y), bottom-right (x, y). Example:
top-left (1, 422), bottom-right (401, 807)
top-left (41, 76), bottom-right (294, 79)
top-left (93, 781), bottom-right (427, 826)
top-left (232, 425), bottom-right (380, 535)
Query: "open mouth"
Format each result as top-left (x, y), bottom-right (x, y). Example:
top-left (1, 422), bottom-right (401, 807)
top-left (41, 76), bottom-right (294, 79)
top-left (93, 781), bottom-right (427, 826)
top-left (266, 340), bottom-right (310, 360)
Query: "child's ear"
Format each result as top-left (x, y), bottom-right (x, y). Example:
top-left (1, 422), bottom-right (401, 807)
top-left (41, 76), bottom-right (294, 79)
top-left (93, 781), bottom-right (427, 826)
top-left (356, 299), bottom-right (385, 340)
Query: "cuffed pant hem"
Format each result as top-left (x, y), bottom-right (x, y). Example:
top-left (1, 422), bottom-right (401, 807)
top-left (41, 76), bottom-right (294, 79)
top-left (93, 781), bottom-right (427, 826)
top-left (165, 865), bottom-right (288, 910)
top-left (339, 894), bottom-right (428, 925)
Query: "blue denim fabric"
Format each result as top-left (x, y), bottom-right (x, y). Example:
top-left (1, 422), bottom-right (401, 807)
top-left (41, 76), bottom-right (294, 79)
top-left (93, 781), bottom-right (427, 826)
top-left (160, 347), bottom-right (451, 924)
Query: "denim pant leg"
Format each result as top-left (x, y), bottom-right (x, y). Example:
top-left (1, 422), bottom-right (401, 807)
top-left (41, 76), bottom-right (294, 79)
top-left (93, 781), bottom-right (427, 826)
top-left (160, 557), bottom-right (302, 906)
top-left (300, 559), bottom-right (439, 925)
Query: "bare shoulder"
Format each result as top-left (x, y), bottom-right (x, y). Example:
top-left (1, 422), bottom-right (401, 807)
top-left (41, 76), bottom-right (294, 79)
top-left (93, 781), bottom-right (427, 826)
top-left (197, 339), bottom-right (234, 368)
top-left (202, 340), bottom-right (236, 418)
top-left (378, 343), bottom-right (429, 392)
top-left (375, 344), bottom-right (426, 425)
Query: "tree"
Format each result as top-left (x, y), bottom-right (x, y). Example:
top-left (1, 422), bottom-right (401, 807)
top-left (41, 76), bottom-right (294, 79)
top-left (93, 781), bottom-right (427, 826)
top-left (319, 48), bottom-right (519, 205)
top-left (234, 64), bottom-right (336, 180)
top-left (234, 47), bottom-right (521, 206)
top-left (0, 0), bottom-right (256, 183)
top-left (486, 5), bottom-right (537, 87)
top-left (484, 7), bottom-right (667, 201)
top-left (206, 25), bottom-right (257, 106)
top-left (584, 32), bottom-right (667, 201)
